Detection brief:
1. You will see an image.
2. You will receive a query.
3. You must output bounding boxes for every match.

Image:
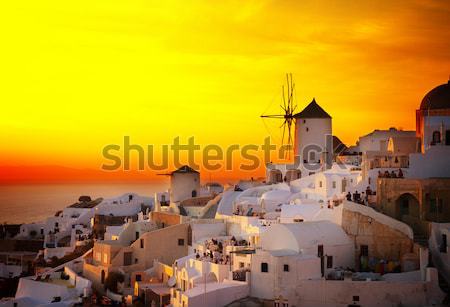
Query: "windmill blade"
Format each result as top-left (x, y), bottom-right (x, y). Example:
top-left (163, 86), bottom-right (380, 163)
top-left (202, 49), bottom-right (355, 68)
top-left (261, 114), bottom-right (285, 118)
top-left (281, 119), bottom-right (287, 146)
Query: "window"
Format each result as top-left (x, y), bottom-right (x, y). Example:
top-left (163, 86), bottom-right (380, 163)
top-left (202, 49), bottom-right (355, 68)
top-left (140, 238), bottom-right (144, 249)
top-left (103, 253), bottom-right (108, 264)
top-left (136, 231), bottom-right (139, 240)
top-left (293, 218), bottom-right (304, 222)
top-left (124, 252), bottom-right (132, 266)
top-left (178, 238), bottom-right (185, 246)
top-left (432, 131), bottom-right (441, 144)
top-left (327, 256), bottom-right (333, 268)
top-left (309, 152), bottom-right (316, 161)
top-left (95, 252), bottom-right (101, 262)
top-left (353, 296), bottom-right (360, 302)
top-left (283, 264), bottom-right (289, 272)
top-left (261, 262), bottom-right (268, 273)
top-left (135, 274), bottom-right (142, 282)
top-left (360, 245), bottom-right (368, 257)
top-left (332, 181), bottom-right (336, 189)
top-left (239, 262), bottom-right (245, 268)
top-left (306, 127), bottom-right (309, 132)
top-left (317, 245), bottom-right (324, 257)
top-left (101, 270), bottom-right (105, 284)
top-left (319, 181), bottom-right (323, 188)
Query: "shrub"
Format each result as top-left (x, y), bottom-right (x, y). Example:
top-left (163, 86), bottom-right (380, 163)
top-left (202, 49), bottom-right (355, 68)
top-left (104, 272), bottom-right (125, 293)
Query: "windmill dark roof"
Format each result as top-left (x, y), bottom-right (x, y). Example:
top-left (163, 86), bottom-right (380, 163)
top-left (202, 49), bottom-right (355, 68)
top-left (171, 165), bottom-right (199, 175)
top-left (293, 98), bottom-right (331, 119)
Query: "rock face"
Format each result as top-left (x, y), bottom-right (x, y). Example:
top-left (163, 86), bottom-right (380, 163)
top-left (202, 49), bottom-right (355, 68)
top-left (341, 206), bottom-right (414, 271)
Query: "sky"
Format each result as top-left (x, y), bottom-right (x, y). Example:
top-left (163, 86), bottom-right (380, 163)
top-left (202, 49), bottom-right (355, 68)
top-left (0, 0), bottom-right (449, 182)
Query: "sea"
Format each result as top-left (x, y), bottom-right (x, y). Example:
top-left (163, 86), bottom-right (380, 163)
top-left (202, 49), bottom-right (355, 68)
top-left (0, 182), bottom-right (169, 224)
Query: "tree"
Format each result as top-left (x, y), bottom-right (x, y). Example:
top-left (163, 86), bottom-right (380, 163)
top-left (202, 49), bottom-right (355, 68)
top-left (104, 271), bottom-right (124, 293)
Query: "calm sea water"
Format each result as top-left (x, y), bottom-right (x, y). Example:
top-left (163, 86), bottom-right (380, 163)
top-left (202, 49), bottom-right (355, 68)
top-left (0, 182), bottom-right (169, 224)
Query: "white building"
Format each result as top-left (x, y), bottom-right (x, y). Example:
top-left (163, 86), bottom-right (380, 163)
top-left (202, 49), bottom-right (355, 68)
top-left (251, 221), bottom-right (354, 300)
top-left (169, 165), bottom-right (201, 203)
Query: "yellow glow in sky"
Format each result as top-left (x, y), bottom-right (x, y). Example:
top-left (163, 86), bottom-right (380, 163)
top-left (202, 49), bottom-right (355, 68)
top-left (0, 0), bottom-right (449, 180)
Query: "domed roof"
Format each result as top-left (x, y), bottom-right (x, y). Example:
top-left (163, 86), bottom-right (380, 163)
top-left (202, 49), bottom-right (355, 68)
top-left (420, 80), bottom-right (450, 110)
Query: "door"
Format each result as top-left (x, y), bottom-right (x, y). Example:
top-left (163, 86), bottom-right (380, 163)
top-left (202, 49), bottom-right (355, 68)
top-left (124, 252), bottom-right (132, 266)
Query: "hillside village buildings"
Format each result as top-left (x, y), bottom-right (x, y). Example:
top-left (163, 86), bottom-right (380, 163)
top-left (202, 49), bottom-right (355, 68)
top-left (1, 79), bottom-right (450, 306)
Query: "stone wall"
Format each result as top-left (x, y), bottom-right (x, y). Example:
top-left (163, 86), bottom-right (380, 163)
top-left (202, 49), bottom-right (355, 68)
top-left (376, 177), bottom-right (450, 235)
top-left (341, 204), bottom-right (414, 270)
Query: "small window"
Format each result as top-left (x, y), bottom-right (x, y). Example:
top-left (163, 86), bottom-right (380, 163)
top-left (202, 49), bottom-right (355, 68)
top-left (283, 264), bottom-right (289, 272)
top-left (135, 258), bottom-right (138, 264)
top-left (319, 181), bottom-right (322, 188)
top-left (261, 262), bottom-right (268, 273)
top-left (332, 181), bottom-right (336, 189)
top-left (360, 245), bottom-right (368, 257)
top-left (327, 256), bottom-right (333, 268)
top-left (318, 245), bottom-right (324, 257)
top-left (239, 262), bottom-right (245, 268)
top-left (306, 127), bottom-right (309, 132)
top-left (135, 274), bottom-right (142, 282)
top-left (353, 296), bottom-right (360, 302)
top-left (178, 238), bottom-right (185, 246)
top-left (140, 239), bottom-right (144, 249)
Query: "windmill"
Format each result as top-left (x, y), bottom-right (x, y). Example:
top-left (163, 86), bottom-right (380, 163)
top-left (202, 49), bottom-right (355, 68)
top-left (261, 73), bottom-right (297, 159)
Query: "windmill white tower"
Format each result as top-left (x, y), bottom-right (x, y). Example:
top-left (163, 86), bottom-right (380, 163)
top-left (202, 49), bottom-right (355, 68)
top-left (293, 98), bottom-right (332, 169)
top-left (261, 75), bottom-right (333, 178)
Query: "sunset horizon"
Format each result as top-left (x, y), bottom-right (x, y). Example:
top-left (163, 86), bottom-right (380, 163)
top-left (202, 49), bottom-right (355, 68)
top-left (2, 0), bottom-right (450, 183)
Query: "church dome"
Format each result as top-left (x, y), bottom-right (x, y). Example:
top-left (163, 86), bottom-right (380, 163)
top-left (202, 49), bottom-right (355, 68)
top-left (420, 80), bottom-right (450, 110)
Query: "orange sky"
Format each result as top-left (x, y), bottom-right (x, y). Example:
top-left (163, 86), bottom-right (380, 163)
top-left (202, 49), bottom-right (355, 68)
top-left (0, 0), bottom-right (449, 183)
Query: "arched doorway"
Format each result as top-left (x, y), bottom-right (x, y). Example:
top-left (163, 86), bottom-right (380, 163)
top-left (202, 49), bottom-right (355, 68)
top-left (395, 193), bottom-right (421, 233)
